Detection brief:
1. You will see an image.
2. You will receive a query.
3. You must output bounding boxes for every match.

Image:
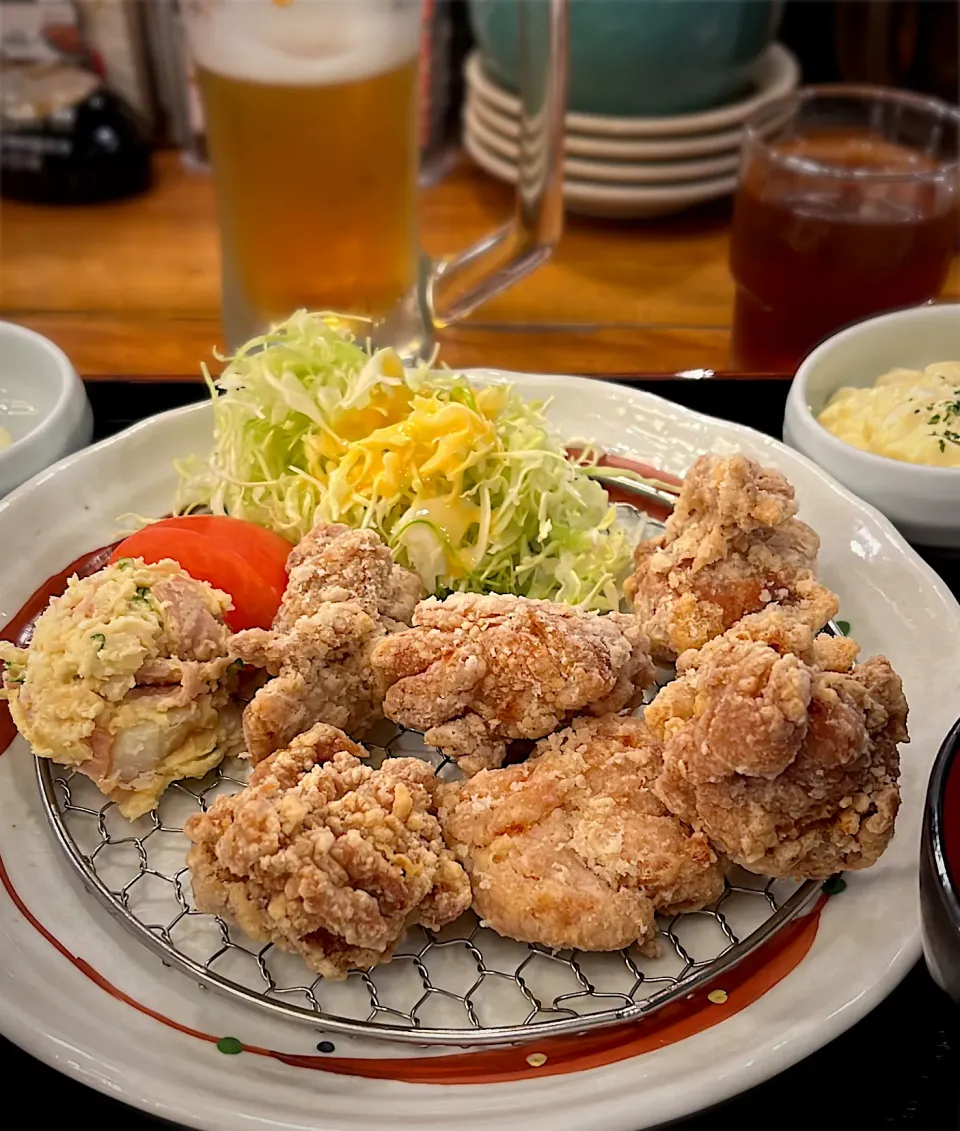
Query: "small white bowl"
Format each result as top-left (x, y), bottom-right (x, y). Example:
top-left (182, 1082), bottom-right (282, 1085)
top-left (784, 304), bottom-right (960, 548)
top-left (0, 322), bottom-right (93, 497)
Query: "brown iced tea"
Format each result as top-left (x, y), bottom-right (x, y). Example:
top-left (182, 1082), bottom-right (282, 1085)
top-left (729, 92), bottom-right (959, 372)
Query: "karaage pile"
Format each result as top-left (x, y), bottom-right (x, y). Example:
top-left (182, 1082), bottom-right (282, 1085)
top-left (371, 593), bottom-right (656, 774)
top-left (231, 523), bottom-right (422, 762)
top-left (438, 714), bottom-right (726, 951)
top-left (645, 606), bottom-right (908, 878)
top-left (625, 454), bottom-right (838, 661)
top-left (184, 722), bottom-right (471, 978)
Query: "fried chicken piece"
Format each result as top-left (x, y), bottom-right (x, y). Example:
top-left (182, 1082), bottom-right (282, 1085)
top-left (438, 715), bottom-right (726, 952)
top-left (372, 593), bottom-right (656, 775)
top-left (231, 523), bottom-right (422, 762)
top-left (624, 454), bottom-right (838, 662)
top-left (645, 606), bottom-right (908, 878)
top-left (184, 723), bottom-right (471, 979)
top-left (273, 522), bottom-right (422, 631)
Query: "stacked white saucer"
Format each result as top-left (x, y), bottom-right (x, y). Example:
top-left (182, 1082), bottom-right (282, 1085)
top-left (462, 43), bottom-right (800, 219)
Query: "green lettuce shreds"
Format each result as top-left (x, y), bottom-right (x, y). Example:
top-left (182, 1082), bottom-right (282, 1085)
top-left (175, 310), bottom-right (631, 611)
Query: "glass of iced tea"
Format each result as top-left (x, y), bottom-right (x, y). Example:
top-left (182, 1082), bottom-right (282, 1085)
top-left (729, 85), bottom-right (959, 372)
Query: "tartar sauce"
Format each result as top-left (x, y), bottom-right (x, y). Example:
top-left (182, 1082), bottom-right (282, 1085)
top-left (817, 361), bottom-right (960, 468)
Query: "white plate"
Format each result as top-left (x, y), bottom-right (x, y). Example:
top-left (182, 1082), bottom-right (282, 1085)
top-left (463, 104), bottom-right (742, 184)
top-left (1, 374), bottom-right (958, 1131)
top-left (468, 92), bottom-right (749, 162)
top-left (464, 125), bottom-right (738, 218)
top-left (465, 44), bottom-right (800, 137)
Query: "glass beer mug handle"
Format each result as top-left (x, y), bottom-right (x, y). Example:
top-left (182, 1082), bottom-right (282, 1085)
top-left (429, 0), bottom-right (568, 327)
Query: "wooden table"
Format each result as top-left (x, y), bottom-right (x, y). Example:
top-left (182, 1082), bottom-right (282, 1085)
top-left (2, 150), bottom-right (958, 378)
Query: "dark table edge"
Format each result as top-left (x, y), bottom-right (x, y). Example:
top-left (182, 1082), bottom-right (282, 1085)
top-left (80, 371), bottom-right (796, 383)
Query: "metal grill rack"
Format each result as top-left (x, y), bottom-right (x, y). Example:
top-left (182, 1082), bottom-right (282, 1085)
top-left (39, 737), bottom-right (820, 1047)
top-left (36, 492), bottom-right (824, 1046)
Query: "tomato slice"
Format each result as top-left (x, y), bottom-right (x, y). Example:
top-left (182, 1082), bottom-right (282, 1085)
top-left (109, 522), bottom-right (289, 631)
top-left (146, 516), bottom-right (292, 596)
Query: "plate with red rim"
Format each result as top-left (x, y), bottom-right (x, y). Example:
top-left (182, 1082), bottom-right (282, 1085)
top-left (0, 371), bottom-right (958, 1131)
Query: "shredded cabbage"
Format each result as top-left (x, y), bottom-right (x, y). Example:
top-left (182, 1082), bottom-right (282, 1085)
top-left (175, 311), bottom-right (631, 611)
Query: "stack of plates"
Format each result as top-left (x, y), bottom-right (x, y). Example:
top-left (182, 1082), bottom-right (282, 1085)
top-left (463, 43), bottom-right (800, 219)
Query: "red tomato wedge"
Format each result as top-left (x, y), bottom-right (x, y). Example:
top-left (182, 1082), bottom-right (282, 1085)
top-left (146, 516), bottom-right (292, 596)
top-left (109, 517), bottom-right (292, 631)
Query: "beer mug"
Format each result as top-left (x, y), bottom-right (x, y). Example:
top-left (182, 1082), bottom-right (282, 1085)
top-left (182, 0), bottom-right (568, 355)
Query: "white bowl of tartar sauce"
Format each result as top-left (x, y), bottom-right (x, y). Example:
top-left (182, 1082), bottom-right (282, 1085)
top-left (0, 322), bottom-right (93, 498)
top-left (784, 303), bottom-right (960, 548)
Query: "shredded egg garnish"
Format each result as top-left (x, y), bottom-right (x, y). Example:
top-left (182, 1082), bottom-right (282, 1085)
top-left (303, 365), bottom-right (509, 580)
top-left (817, 361), bottom-right (960, 468)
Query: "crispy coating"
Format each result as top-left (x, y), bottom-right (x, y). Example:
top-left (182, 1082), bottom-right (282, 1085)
top-left (645, 606), bottom-right (908, 878)
top-left (624, 454), bottom-right (838, 661)
top-left (184, 723), bottom-right (471, 979)
top-left (231, 524), bottom-right (422, 762)
top-left (438, 715), bottom-right (726, 952)
top-left (371, 593), bottom-right (656, 775)
top-left (274, 522), bottom-right (421, 631)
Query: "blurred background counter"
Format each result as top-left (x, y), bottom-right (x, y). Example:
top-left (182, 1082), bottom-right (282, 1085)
top-left (0, 0), bottom-right (957, 379)
top-left (1, 149), bottom-right (770, 377)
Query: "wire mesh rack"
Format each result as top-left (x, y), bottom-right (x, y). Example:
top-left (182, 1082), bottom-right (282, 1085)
top-left (38, 729), bottom-right (822, 1048)
top-left (34, 495), bottom-right (827, 1047)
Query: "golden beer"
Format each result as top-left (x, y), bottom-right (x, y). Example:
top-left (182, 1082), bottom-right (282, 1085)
top-left (185, 0), bottom-right (421, 346)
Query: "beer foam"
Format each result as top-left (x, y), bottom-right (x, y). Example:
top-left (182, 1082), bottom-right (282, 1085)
top-left (185, 0), bottom-right (420, 86)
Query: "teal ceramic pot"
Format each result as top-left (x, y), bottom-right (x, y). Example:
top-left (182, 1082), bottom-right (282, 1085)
top-left (469, 0), bottom-right (783, 117)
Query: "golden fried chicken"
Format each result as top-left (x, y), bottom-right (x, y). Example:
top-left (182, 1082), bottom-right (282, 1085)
top-left (272, 522), bottom-right (422, 632)
top-left (231, 523), bottom-right (422, 762)
top-left (624, 454), bottom-right (838, 662)
top-left (438, 715), bottom-right (726, 952)
top-left (645, 606), bottom-right (908, 878)
top-left (371, 593), bottom-right (656, 775)
top-left (184, 723), bottom-right (471, 979)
